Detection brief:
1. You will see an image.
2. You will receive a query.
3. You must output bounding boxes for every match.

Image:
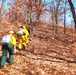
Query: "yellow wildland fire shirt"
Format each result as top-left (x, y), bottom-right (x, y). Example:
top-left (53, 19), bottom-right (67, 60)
top-left (22, 28), bottom-right (29, 37)
top-left (9, 34), bottom-right (16, 46)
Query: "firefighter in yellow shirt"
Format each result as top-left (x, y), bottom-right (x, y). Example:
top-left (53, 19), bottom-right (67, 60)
top-left (22, 26), bottom-right (29, 45)
top-left (17, 25), bottom-right (29, 50)
top-left (26, 24), bottom-right (33, 41)
top-left (17, 35), bottom-right (23, 50)
top-left (0, 30), bottom-right (16, 68)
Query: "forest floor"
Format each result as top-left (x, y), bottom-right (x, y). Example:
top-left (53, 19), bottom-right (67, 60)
top-left (0, 23), bottom-right (76, 75)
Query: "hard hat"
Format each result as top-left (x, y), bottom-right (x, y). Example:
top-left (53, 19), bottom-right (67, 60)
top-left (23, 26), bottom-right (26, 28)
top-left (9, 30), bottom-right (14, 34)
top-left (21, 25), bottom-right (26, 28)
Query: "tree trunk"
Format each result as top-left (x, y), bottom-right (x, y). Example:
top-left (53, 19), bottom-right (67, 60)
top-left (64, 0), bottom-right (66, 34)
top-left (68, 0), bottom-right (76, 29)
top-left (64, 8), bottom-right (66, 34)
top-left (36, 13), bottom-right (40, 20)
top-left (0, 0), bottom-right (4, 21)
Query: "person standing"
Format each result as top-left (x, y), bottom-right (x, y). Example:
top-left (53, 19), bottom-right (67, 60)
top-left (17, 25), bottom-right (29, 50)
top-left (22, 26), bottom-right (29, 45)
top-left (0, 30), bottom-right (16, 68)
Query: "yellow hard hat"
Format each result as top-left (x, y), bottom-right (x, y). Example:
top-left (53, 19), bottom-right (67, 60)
top-left (21, 25), bottom-right (26, 28)
top-left (9, 30), bottom-right (14, 34)
top-left (23, 26), bottom-right (26, 28)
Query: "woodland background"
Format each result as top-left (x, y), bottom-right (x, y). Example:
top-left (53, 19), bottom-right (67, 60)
top-left (0, 0), bottom-right (76, 75)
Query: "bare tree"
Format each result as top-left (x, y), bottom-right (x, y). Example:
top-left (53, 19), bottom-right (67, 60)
top-left (68, 0), bottom-right (76, 30)
top-left (49, 0), bottom-right (61, 34)
top-left (64, 0), bottom-right (67, 34)
top-left (0, 0), bottom-right (5, 21)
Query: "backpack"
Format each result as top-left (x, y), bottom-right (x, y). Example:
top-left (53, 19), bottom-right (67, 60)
top-left (17, 28), bottom-right (23, 35)
top-left (1, 35), bottom-right (10, 45)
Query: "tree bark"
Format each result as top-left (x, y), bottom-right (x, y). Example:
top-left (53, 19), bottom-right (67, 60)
top-left (0, 0), bottom-right (5, 21)
top-left (68, 0), bottom-right (76, 29)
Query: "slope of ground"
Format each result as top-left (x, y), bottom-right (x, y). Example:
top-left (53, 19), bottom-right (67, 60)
top-left (0, 23), bottom-right (76, 75)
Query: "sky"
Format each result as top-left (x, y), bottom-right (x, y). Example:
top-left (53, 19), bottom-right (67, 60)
top-left (4, 0), bottom-right (9, 9)
top-left (0, 0), bottom-right (9, 9)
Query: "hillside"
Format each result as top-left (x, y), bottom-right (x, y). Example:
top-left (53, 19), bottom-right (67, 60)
top-left (0, 23), bottom-right (76, 75)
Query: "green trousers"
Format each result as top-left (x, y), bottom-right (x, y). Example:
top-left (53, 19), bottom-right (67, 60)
top-left (0, 43), bottom-right (14, 67)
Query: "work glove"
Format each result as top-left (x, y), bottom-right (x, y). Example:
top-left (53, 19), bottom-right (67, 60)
top-left (14, 46), bottom-right (16, 53)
